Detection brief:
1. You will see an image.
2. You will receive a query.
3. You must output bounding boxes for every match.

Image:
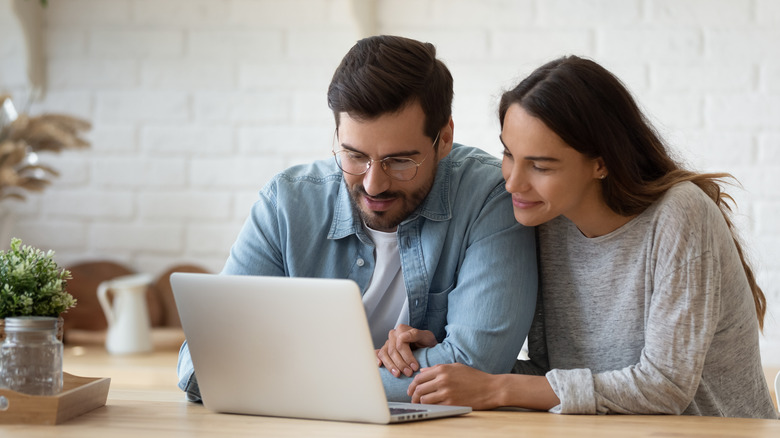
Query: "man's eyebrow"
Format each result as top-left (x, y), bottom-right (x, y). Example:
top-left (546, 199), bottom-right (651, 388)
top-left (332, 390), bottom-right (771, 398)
top-left (338, 142), bottom-right (422, 159)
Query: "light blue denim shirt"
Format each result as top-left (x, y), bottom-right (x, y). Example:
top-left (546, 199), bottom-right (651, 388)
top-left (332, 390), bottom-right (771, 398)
top-left (177, 144), bottom-right (537, 402)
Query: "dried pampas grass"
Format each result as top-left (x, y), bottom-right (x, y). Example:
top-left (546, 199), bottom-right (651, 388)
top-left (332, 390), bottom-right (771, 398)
top-left (0, 94), bottom-right (91, 200)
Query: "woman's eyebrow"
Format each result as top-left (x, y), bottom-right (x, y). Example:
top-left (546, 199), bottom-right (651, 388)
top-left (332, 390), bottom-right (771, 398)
top-left (499, 136), bottom-right (560, 162)
top-left (524, 156), bottom-right (560, 162)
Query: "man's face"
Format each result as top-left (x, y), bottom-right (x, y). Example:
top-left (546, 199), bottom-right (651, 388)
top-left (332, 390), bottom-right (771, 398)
top-left (335, 102), bottom-right (450, 232)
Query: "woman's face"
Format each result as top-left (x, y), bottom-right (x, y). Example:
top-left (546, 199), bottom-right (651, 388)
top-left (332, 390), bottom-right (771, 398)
top-left (500, 104), bottom-right (606, 230)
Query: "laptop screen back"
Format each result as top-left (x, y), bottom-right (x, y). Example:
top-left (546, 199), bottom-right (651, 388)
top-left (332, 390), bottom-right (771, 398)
top-left (171, 273), bottom-right (395, 423)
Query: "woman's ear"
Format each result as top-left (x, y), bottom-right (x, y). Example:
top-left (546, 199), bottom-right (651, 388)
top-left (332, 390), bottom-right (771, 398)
top-left (593, 157), bottom-right (608, 179)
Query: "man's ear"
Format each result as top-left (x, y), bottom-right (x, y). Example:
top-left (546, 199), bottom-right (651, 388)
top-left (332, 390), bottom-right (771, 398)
top-left (437, 117), bottom-right (455, 159)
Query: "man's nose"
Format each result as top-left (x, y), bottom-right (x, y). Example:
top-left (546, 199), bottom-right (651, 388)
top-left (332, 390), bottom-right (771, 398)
top-left (362, 162), bottom-right (391, 196)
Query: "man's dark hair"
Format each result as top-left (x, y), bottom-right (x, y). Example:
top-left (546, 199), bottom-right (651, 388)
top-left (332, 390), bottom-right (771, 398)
top-left (327, 35), bottom-right (453, 141)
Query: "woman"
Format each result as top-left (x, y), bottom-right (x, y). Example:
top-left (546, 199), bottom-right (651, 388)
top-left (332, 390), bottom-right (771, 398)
top-left (394, 56), bottom-right (776, 418)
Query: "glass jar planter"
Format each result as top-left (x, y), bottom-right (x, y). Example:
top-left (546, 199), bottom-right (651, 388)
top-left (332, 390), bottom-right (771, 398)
top-left (0, 316), bottom-right (63, 395)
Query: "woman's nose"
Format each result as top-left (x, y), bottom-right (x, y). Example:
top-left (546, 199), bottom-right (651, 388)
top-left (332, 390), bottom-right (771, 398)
top-left (504, 166), bottom-right (527, 193)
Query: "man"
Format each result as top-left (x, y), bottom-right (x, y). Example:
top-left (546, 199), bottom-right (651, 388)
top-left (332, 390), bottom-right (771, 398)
top-left (177, 35), bottom-right (537, 402)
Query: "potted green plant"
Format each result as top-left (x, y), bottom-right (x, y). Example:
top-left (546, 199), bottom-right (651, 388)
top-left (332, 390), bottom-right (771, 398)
top-left (0, 237), bottom-right (76, 340)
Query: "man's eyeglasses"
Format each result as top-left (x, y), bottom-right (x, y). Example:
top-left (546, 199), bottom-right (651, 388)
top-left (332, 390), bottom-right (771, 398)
top-left (332, 130), bottom-right (440, 181)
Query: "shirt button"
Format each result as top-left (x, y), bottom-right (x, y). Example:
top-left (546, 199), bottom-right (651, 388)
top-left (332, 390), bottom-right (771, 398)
top-left (356, 258), bottom-right (365, 267)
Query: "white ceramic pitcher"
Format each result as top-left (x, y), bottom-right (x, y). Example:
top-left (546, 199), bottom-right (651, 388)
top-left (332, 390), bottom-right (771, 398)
top-left (97, 273), bottom-right (153, 355)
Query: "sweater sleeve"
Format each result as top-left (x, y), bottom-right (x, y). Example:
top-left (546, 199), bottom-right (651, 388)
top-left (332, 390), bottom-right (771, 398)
top-left (547, 251), bottom-right (721, 414)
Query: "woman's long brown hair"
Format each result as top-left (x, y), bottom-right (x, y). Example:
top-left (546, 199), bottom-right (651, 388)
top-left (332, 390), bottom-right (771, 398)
top-left (499, 55), bottom-right (766, 330)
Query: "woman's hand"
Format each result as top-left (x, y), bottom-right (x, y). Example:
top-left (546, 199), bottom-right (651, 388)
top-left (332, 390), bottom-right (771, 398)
top-left (375, 324), bottom-right (437, 377)
top-left (407, 363), bottom-right (560, 411)
top-left (407, 363), bottom-right (503, 410)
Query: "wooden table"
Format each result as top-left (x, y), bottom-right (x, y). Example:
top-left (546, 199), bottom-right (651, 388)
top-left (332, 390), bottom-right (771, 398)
top-left (1, 346), bottom-right (777, 437)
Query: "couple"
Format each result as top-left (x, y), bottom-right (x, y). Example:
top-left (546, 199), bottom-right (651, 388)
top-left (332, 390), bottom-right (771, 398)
top-left (178, 35), bottom-right (776, 419)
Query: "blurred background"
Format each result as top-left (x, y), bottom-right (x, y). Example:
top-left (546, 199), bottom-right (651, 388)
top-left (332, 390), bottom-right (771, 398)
top-left (1, 0), bottom-right (778, 364)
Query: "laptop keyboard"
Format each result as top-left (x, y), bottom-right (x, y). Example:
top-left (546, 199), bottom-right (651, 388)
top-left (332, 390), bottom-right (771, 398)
top-left (390, 407), bottom-right (427, 415)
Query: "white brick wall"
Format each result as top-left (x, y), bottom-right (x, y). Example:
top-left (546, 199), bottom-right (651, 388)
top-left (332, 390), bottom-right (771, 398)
top-left (1, 0), bottom-right (779, 365)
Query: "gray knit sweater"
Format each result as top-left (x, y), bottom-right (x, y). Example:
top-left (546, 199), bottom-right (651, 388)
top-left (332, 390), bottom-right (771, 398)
top-left (513, 182), bottom-right (777, 419)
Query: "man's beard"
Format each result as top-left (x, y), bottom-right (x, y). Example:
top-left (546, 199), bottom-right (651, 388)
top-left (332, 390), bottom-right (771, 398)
top-left (347, 175), bottom-right (435, 232)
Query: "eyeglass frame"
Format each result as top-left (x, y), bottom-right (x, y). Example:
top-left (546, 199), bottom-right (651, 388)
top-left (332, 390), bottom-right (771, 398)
top-left (331, 128), bottom-right (441, 181)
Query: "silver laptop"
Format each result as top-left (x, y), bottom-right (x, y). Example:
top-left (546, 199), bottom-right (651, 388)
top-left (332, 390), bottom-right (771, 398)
top-left (170, 272), bottom-right (472, 424)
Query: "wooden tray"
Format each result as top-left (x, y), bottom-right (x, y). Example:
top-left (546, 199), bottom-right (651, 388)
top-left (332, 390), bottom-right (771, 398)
top-left (0, 373), bottom-right (110, 425)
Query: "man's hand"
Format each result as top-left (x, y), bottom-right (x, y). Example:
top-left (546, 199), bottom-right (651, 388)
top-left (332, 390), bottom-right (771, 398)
top-left (375, 324), bottom-right (437, 378)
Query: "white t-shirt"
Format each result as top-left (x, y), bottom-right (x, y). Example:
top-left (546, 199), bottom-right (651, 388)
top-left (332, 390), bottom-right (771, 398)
top-left (361, 226), bottom-right (409, 349)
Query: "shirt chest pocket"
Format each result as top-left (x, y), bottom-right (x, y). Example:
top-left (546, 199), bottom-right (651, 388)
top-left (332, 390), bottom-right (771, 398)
top-left (424, 283), bottom-right (453, 341)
